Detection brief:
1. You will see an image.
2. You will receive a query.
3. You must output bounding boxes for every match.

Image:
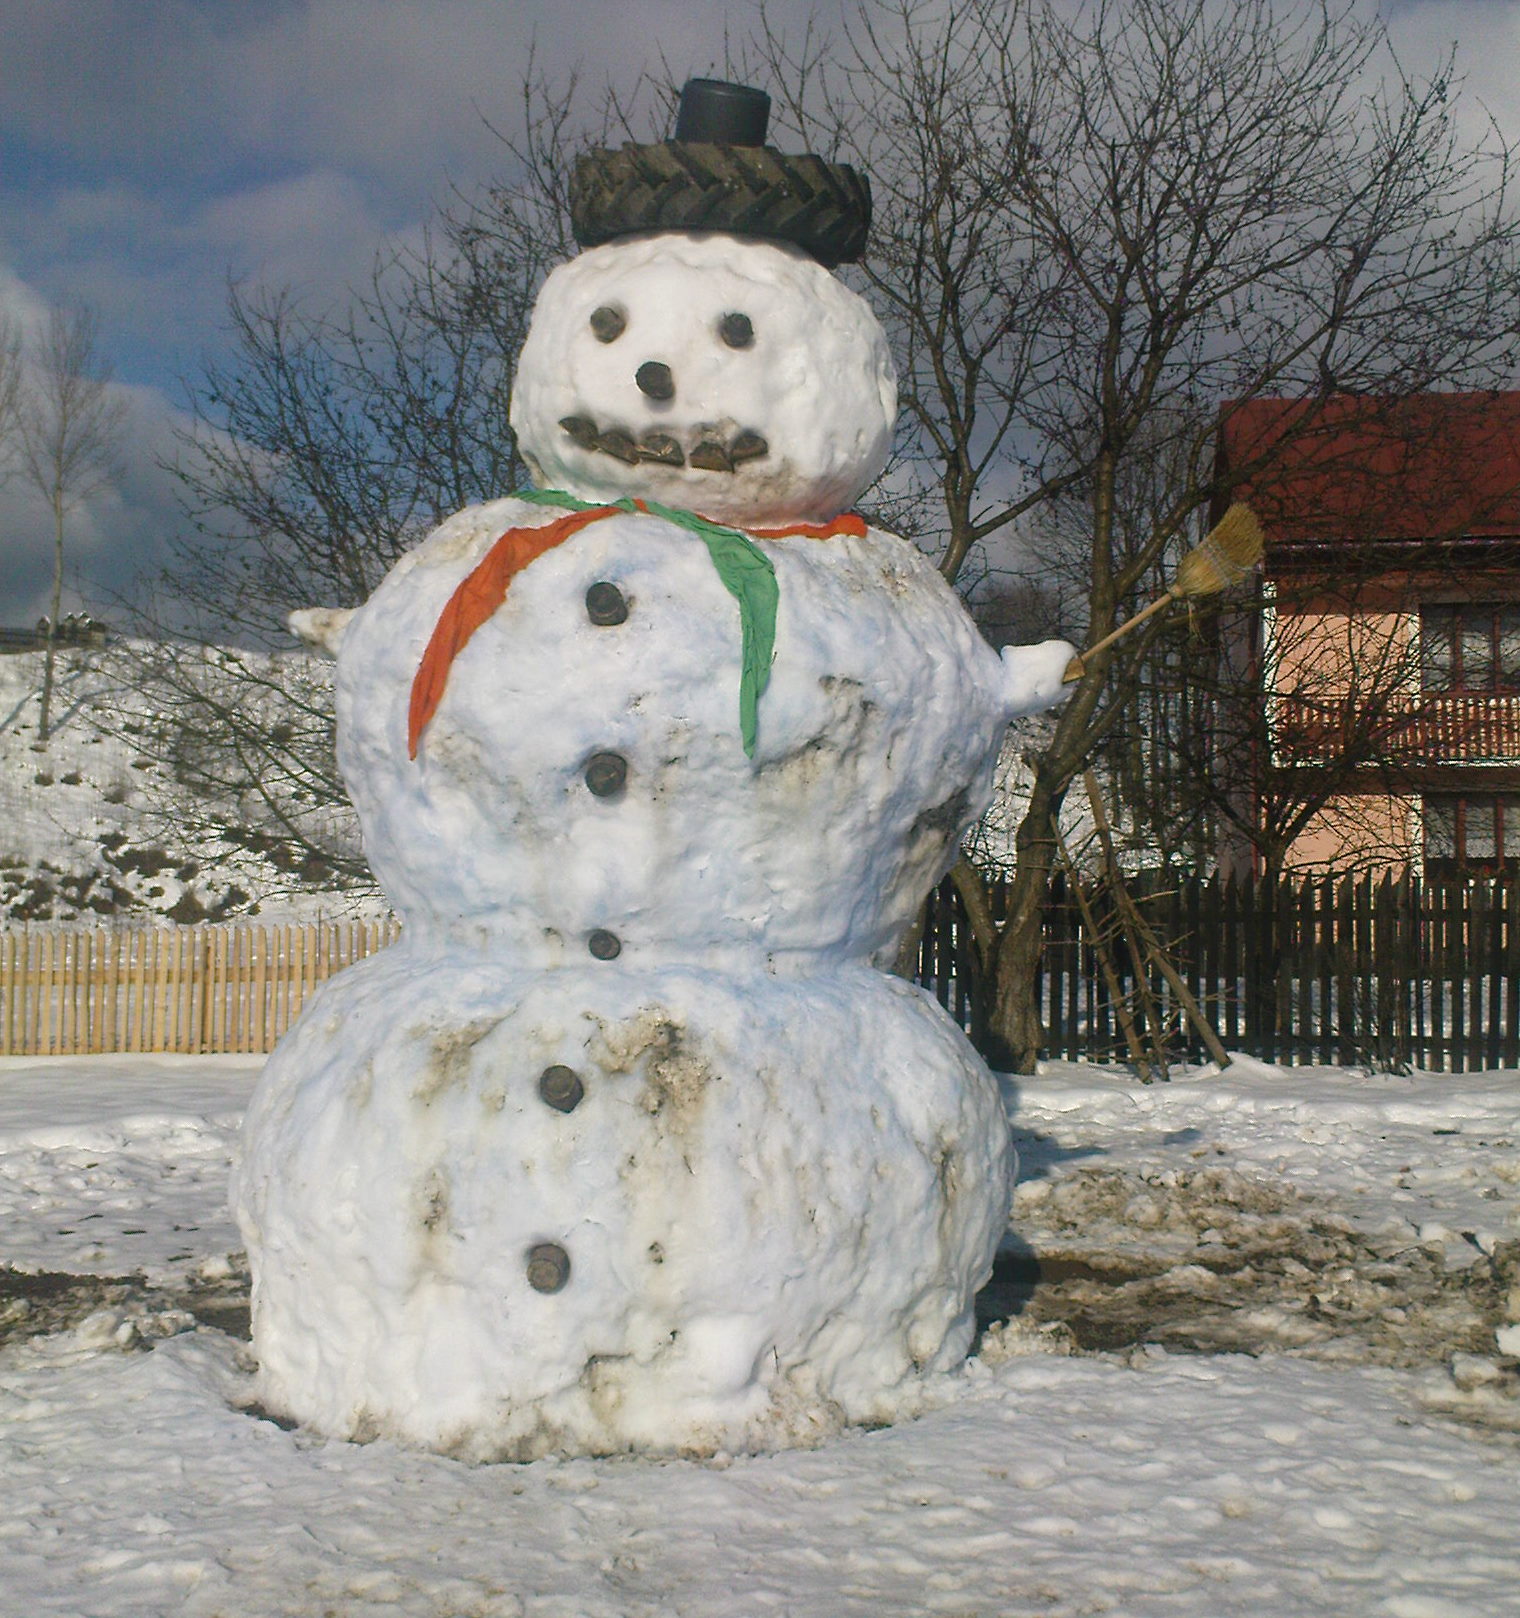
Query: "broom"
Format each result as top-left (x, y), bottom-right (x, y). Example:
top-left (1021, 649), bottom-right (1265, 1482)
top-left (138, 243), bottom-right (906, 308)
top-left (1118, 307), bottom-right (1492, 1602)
top-left (1063, 503), bottom-right (1264, 683)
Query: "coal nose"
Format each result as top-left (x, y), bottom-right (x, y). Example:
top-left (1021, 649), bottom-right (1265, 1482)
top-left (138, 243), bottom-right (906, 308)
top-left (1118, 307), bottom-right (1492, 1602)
top-left (635, 360), bottom-right (675, 401)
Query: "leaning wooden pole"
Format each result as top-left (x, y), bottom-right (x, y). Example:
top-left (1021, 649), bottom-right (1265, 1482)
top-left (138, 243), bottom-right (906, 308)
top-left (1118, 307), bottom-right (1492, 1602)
top-left (1083, 771), bottom-right (1232, 1070)
top-left (1052, 819), bottom-right (1155, 1082)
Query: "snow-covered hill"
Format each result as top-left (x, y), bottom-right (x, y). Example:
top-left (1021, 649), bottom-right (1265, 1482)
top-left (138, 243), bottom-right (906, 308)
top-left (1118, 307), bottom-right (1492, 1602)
top-left (0, 641), bottom-right (380, 924)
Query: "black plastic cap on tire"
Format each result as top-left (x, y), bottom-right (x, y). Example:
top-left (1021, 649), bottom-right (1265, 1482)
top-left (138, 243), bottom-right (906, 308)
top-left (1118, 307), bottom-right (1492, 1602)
top-left (568, 79), bottom-right (872, 268)
top-left (675, 79), bottom-right (771, 146)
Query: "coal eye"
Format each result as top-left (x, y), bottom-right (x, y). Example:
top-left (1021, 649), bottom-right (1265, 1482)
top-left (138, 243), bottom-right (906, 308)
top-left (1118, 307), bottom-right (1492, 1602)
top-left (719, 311), bottom-right (754, 349)
top-left (590, 306), bottom-right (626, 343)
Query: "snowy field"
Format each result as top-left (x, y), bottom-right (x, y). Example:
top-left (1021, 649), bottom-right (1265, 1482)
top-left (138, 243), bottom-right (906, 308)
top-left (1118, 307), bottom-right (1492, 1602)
top-left (2, 1051), bottom-right (1518, 1617)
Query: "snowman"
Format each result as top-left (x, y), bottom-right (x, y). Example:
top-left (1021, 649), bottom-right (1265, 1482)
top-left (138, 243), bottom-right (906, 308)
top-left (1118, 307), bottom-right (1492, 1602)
top-left (235, 80), bottom-right (1074, 1460)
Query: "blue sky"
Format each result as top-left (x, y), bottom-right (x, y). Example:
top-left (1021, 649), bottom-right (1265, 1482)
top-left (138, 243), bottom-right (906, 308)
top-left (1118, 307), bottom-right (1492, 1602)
top-left (0, 0), bottom-right (1516, 624)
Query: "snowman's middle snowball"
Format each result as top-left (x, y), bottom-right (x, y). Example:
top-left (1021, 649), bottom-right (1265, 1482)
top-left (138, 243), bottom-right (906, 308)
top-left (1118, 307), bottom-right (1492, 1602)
top-left (336, 498), bottom-right (1014, 967)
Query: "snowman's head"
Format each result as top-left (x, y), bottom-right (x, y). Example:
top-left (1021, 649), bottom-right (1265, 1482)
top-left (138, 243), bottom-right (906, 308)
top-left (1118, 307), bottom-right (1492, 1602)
top-left (510, 233), bottom-right (897, 527)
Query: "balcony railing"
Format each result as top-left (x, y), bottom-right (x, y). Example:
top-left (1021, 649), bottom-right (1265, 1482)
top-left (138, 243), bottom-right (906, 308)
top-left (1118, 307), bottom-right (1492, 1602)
top-left (1271, 690), bottom-right (1520, 764)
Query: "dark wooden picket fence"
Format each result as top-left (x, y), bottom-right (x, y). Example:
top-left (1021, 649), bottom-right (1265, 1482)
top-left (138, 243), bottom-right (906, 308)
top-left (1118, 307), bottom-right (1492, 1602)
top-left (912, 869), bottom-right (1520, 1073)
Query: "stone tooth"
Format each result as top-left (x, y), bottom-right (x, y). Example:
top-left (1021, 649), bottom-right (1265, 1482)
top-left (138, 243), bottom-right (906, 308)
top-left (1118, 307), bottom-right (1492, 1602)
top-left (729, 430), bottom-right (769, 465)
top-left (594, 429), bottom-right (641, 465)
top-left (637, 432), bottom-right (685, 466)
top-left (560, 415), bottom-right (599, 449)
top-left (689, 440), bottom-right (734, 473)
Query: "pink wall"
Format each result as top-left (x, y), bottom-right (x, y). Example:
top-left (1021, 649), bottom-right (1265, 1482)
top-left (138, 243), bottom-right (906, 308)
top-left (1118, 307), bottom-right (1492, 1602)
top-left (1282, 792), bottom-right (1417, 874)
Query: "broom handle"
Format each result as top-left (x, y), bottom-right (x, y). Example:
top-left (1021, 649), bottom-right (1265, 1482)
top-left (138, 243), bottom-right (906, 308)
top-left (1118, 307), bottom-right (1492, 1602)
top-left (1062, 587), bottom-right (1179, 683)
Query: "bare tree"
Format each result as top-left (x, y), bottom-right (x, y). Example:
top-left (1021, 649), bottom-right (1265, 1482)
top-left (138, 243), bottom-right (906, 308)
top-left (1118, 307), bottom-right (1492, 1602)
top-left (161, 67), bottom-right (658, 645)
top-left (19, 303), bottom-right (126, 745)
top-left (758, 0), bottom-right (1520, 1068)
top-left (121, 217), bottom-right (543, 889)
top-left (0, 314), bottom-right (22, 476)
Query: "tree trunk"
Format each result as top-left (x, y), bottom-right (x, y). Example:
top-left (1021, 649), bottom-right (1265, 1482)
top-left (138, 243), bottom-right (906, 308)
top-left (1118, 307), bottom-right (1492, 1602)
top-left (982, 773), bottom-right (1065, 1072)
top-left (942, 858), bottom-right (998, 1051)
top-left (36, 491), bottom-right (65, 747)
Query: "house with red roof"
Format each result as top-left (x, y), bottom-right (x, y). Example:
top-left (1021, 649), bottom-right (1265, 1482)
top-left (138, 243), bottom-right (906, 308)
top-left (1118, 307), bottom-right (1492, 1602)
top-left (1212, 392), bottom-right (1520, 876)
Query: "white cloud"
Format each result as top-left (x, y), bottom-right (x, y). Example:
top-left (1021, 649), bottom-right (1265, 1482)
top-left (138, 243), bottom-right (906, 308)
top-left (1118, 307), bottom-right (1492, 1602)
top-left (199, 169), bottom-right (404, 298)
top-left (0, 265), bottom-right (53, 340)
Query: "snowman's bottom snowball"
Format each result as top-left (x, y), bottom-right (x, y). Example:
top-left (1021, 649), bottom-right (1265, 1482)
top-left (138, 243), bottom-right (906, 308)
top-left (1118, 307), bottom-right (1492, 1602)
top-left (235, 951), bottom-right (1013, 1460)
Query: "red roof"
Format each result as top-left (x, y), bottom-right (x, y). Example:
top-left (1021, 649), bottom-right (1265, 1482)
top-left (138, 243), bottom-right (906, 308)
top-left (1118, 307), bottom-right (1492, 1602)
top-left (1215, 392), bottom-right (1520, 545)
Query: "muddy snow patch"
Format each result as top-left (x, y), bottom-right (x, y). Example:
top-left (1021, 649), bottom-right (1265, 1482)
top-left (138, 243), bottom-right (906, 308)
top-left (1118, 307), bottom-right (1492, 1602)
top-left (990, 1161), bottom-right (1520, 1428)
top-left (0, 1260), bottom-right (250, 1351)
top-left (1008, 1164), bottom-right (1516, 1362)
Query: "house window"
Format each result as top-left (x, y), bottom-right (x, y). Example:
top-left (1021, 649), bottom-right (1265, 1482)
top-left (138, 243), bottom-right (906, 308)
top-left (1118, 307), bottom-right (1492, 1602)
top-left (1423, 793), bottom-right (1520, 874)
top-left (1421, 604), bottom-right (1520, 692)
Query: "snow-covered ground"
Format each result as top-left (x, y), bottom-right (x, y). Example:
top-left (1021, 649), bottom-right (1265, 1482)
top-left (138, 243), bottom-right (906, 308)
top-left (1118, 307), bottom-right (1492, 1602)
top-left (2, 1051), bottom-right (1517, 1617)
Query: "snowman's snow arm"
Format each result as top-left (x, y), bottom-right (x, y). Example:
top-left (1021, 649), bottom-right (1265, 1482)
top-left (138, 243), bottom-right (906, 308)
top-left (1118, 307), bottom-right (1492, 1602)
top-left (289, 607), bottom-right (356, 659)
top-left (998, 639), bottom-right (1078, 718)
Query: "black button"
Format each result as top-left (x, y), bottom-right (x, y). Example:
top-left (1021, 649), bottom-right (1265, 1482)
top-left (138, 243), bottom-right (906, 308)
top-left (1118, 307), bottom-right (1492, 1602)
top-left (584, 751), bottom-right (628, 798)
top-left (586, 582), bottom-right (628, 625)
top-left (525, 1242), bottom-right (571, 1293)
top-left (538, 1065), bottom-right (585, 1113)
top-left (587, 929), bottom-right (622, 960)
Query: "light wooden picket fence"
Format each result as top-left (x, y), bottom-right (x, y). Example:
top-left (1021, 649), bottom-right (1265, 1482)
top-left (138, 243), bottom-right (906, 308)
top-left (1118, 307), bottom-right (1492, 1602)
top-left (0, 918), bottom-right (400, 1056)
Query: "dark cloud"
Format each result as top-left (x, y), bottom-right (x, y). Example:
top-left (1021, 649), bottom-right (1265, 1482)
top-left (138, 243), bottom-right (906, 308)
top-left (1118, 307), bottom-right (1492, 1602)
top-left (0, 0), bottom-right (828, 385)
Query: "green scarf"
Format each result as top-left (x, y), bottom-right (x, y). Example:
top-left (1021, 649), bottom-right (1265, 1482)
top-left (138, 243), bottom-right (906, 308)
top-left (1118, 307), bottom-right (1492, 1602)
top-left (516, 489), bottom-right (779, 757)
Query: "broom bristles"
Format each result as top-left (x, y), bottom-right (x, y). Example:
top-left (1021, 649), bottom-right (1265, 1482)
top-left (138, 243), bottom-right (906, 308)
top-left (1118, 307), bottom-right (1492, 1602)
top-left (1172, 503), bottom-right (1264, 598)
top-left (1062, 502), bottom-right (1265, 683)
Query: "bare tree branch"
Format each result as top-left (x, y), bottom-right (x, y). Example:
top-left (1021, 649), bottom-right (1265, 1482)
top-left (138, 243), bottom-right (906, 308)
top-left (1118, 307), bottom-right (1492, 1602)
top-left (120, 73), bottom-right (657, 896)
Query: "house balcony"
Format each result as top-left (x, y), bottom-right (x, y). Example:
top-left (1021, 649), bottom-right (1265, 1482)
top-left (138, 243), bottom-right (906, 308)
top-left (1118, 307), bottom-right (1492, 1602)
top-left (1270, 691), bottom-right (1520, 766)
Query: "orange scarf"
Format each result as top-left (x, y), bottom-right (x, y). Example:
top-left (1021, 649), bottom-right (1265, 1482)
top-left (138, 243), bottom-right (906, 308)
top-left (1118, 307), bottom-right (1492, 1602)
top-left (408, 500), bottom-right (867, 758)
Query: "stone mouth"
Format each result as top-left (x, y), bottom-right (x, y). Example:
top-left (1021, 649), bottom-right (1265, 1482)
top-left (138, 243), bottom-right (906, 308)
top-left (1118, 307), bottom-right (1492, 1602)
top-left (558, 416), bottom-right (769, 474)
